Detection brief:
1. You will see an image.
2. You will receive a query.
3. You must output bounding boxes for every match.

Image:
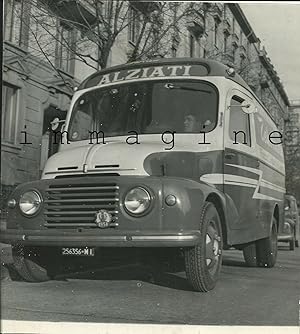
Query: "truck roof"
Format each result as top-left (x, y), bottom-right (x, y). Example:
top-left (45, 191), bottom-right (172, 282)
top-left (78, 57), bottom-right (251, 92)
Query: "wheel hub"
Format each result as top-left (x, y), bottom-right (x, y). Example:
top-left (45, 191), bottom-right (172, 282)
top-left (205, 221), bottom-right (222, 274)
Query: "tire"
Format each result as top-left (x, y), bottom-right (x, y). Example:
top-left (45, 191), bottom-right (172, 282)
top-left (184, 201), bottom-right (223, 292)
top-left (256, 217), bottom-right (278, 268)
top-left (289, 230), bottom-right (296, 251)
top-left (7, 245), bottom-right (52, 282)
top-left (242, 243), bottom-right (257, 267)
top-left (296, 240), bottom-right (299, 248)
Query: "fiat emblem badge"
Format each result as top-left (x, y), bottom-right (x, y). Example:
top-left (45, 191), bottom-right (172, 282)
top-left (94, 209), bottom-right (112, 228)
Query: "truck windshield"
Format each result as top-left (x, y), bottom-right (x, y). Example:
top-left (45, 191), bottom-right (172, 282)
top-left (68, 80), bottom-right (218, 141)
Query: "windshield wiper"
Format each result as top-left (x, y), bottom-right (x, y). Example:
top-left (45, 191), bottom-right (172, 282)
top-left (164, 83), bottom-right (211, 94)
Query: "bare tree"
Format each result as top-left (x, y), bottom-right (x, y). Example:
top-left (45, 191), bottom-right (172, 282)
top-left (12, 0), bottom-right (200, 75)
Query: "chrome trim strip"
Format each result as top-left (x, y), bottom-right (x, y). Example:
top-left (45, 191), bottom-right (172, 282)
top-left (26, 235), bottom-right (198, 242)
top-left (278, 235), bottom-right (292, 241)
top-left (45, 169), bottom-right (136, 175)
top-left (131, 235), bottom-right (197, 241)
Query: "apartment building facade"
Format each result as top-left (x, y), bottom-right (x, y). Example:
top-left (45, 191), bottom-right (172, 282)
top-left (1, 1), bottom-right (290, 209)
top-left (285, 100), bottom-right (300, 201)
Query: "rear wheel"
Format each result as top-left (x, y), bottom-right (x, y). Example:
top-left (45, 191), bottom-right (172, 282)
top-left (289, 231), bottom-right (295, 251)
top-left (6, 245), bottom-right (53, 282)
top-left (242, 243), bottom-right (257, 267)
top-left (256, 217), bottom-right (278, 267)
top-left (296, 240), bottom-right (299, 248)
top-left (184, 202), bottom-right (223, 292)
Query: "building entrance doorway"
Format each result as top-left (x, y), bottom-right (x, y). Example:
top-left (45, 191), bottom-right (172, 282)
top-left (40, 105), bottom-right (67, 173)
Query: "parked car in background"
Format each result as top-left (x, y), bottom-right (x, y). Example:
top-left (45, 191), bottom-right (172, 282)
top-left (278, 195), bottom-right (300, 250)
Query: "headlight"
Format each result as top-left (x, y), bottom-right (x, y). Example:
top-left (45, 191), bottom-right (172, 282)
top-left (124, 187), bottom-right (151, 216)
top-left (19, 191), bottom-right (42, 216)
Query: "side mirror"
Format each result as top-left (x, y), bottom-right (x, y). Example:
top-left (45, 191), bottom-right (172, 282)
top-left (228, 102), bottom-right (257, 114)
top-left (241, 103), bottom-right (257, 114)
top-left (50, 117), bottom-right (66, 131)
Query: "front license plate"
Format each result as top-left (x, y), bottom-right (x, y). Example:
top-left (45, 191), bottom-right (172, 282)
top-left (61, 247), bottom-right (95, 256)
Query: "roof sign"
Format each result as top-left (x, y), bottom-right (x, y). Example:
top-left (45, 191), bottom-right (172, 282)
top-left (85, 64), bottom-right (210, 88)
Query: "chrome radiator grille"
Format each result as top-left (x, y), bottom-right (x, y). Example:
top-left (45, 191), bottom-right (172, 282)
top-left (44, 182), bottom-right (119, 228)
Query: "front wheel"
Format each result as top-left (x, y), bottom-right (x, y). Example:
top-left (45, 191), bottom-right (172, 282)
top-left (256, 217), bottom-right (278, 267)
top-left (184, 202), bottom-right (223, 292)
top-left (6, 245), bottom-right (53, 282)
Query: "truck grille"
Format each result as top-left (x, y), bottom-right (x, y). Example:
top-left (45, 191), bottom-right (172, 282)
top-left (44, 182), bottom-right (119, 228)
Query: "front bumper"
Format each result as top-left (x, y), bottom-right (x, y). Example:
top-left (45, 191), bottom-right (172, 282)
top-left (278, 220), bottom-right (294, 241)
top-left (278, 234), bottom-right (293, 241)
top-left (0, 229), bottom-right (201, 247)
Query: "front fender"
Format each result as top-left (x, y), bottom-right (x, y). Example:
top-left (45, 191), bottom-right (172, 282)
top-left (161, 177), bottom-right (227, 231)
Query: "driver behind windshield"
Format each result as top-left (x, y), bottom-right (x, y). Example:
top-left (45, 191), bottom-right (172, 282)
top-left (183, 113), bottom-right (212, 133)
top-left (184, 114), bottom-right (201, 132)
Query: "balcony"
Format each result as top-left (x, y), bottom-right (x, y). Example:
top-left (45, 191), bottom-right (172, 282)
top-left (260, 75), bottom-right (269, 89)
top-left (212, 3), bottom-right (223, 22)
top-left (239, 45), bottom-right (247, 58)
top-left (259, 46), bottom-right (268, 58)
top-left (186, 12), bottom-right (205, 37)
top-left (223, 18), bottom-right (231, 35)
top-left (129, 0), bottom-right (163, 15)
top-left (231, 33), bottom-right (239, 47)
top-left (45, 0), bottom-right (97, 27)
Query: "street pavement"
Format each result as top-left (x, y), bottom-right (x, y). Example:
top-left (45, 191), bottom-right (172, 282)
top-left (1, 244), bottom-right (299, 326)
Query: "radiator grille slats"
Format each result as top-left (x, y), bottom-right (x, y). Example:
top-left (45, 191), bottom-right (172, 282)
top-left (44, 183), bottom-right (119, 228)
top-left (44, 210), bottom-right (118, 215)
top-left (45, 198), bottom-right (119, 203)
top-left (46, 192), bottom-right (117, 199)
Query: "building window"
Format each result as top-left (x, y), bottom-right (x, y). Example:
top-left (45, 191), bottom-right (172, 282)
top-left (214, 21), bottom-right (219, 48)
top-left (189, 34), bottom-right (195, 57)
top-left (240, 30), bottom-right (243, 45)
top-left (1, 83), bottom-right (19, 144)
top-left (246, 40), bottom-right (250, 56)
top-left (101, 1), bottom-right (111, 19)
top-left (233, 47), bottom-right (237, 62)
top-left (4, 0), bottom-right (24, 46)
top-left (128, 6), bottom-right (141, 44)
top-left (56, 23), bottom-right (74, 73)
top-left (171, 45), bottom-right (177, 57)
top-left (224, 34), bottom-right (228, 53)
top-left (240, 55), bottom-right (246, 71)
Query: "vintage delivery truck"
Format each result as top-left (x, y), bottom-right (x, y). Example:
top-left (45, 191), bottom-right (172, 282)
top-left (1, 58), bottom-right (286, 292)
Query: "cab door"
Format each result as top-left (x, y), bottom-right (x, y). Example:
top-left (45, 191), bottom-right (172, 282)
top-left (223, 89), bottom-right (260, 237)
